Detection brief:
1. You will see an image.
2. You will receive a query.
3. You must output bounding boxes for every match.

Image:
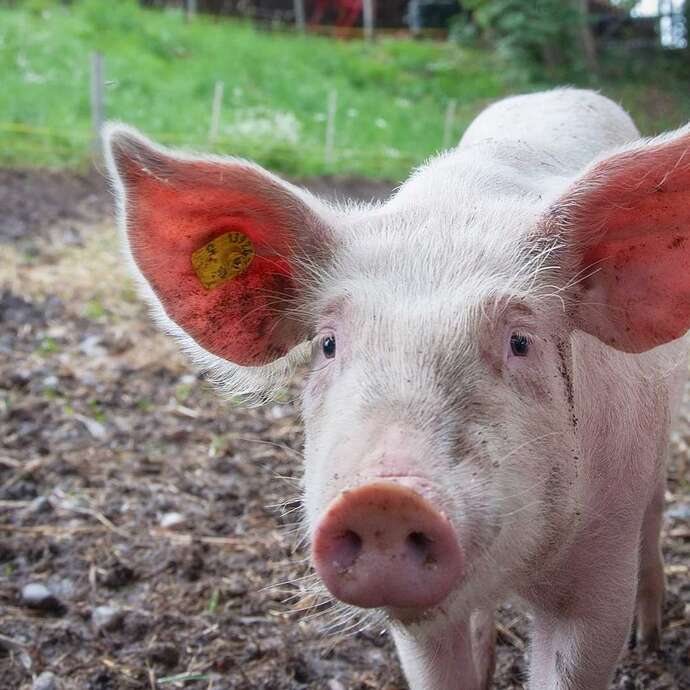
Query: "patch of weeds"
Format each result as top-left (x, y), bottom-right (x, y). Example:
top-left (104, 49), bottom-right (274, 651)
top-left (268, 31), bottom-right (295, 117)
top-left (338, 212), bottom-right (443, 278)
top-left (206, 588), bottom-right (220, 615)
top-left (136, 398), bottom-right (153, 412)
top-left (119, 285), bottom-right (138, 303)
top-left (174, 383), bottom-right (192, 403)
top-left (21, 248), bottom-right (42, 266)
top-left (37, 337), bottom-right (60, 355)
top-left (83, 298), bottom-right (107, 320)
top-left (88, 400), bottom-right (107, 423)
top-left (42, 387), bottom-right (62, 400)
top-left (208, 434), bottom-right (226, 458)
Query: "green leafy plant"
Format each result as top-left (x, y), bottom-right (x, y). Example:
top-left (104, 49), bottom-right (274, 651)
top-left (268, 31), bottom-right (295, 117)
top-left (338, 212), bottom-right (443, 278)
top-left (459, 0), bottom-right (588, 80)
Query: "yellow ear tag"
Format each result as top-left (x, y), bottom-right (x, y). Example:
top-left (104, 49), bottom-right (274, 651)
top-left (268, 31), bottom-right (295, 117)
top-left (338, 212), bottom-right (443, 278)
top-left (191, 231), bottom-right (255, 290)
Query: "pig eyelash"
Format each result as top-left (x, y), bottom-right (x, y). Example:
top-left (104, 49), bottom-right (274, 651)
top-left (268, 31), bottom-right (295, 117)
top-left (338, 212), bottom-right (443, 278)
top-left (309, 331), bottom-right (337, 368)
top-left (509, 330), bottom-right (532, 358)
top-left (321, 334), bottom-right (336, 359)
top-left (308, 348), bottom-right (335, 375)
top-left (307, 358), bottom-right (332, 375)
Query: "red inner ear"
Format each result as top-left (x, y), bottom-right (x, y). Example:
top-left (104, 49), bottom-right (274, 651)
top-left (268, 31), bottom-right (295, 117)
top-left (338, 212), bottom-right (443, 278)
top-left (577, 147), bottom-right (690, 352)
top-left (583, 235), bottom-right (690, 351)
top-left (122, 158), bottom-right (304, 366)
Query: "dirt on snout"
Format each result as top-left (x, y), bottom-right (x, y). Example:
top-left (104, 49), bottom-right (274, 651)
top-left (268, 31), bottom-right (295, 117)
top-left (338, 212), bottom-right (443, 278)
top-left (0, 168), bottom-right (688, 690)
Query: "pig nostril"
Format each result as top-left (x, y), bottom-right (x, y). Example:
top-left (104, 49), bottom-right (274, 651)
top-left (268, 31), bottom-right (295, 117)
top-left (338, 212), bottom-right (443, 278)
top-left (314, 485), bottom-right (465, 609)
top-left (407, 531), bottom-right (432, 551)
top-left (406, 531), bottom-right (436, 566)
top-left (332, 530), bottom-right (362, 571)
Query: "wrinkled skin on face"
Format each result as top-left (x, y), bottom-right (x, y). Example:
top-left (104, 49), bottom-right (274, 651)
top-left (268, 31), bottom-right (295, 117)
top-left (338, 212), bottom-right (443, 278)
top-left (301, 226), bottom-right (581, 610)
top-left (106, 88), bottom-right (690, 689)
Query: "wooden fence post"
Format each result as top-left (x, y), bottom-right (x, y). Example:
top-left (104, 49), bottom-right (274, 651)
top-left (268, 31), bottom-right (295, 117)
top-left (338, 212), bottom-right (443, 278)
top-left (209, 80), bottom-right (224, 143)
top-left (442, 99), bottom-right (456, 150)
top-left (185, 0), bottom-right (197, 22)
top-left (325, 90), bottom-right (338, 167)
top-left (294, 0), bottom-right (306, 32)
top-left (90, 52), bottom-right (105, 155)
top-left (362, 0), bottom-right (375, 42)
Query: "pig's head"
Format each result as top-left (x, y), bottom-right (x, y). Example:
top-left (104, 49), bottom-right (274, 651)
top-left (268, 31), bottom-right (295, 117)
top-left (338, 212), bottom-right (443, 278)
top-left (105, 124), bottom-right (690, 626)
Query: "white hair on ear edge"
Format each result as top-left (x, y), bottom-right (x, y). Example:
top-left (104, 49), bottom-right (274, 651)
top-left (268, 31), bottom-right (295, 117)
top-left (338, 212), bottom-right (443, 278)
top-left (102, 122), bottom-right (316, 405)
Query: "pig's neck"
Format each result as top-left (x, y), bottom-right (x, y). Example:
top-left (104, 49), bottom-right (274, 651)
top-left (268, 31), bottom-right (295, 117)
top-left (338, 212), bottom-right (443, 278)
top-left (571, 331), bottom-right (682, 511)
top-left (390, 142), bottom-right (578, 222)
top-left (528, 329), bottom-right (685, 604)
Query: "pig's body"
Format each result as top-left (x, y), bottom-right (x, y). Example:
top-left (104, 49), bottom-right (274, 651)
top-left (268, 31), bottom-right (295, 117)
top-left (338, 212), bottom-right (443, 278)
top-left (304, 89), bottom-right (687, 689)
top-left (106, 88), bottom-right (690, 689)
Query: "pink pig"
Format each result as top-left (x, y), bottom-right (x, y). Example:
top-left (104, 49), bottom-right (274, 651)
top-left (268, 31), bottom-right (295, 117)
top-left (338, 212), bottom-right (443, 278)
top-left (105, 89), bottom-right (689, 689)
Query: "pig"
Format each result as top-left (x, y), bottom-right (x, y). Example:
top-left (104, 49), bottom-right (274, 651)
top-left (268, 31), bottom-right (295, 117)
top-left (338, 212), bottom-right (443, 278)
top-left (104, 88), bottom-right (690, 689)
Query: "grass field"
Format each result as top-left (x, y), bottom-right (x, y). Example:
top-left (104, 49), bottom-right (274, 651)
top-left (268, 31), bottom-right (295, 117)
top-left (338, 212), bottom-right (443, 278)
top-left (3, 0), bottom-right (690, 179)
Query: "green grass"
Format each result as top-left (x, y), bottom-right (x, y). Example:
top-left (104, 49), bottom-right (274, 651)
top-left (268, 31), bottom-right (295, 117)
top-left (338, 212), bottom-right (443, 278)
top-left (2, 0), bottom-right (690, 180)
top-left (0, 0), bottom-right (507, 178)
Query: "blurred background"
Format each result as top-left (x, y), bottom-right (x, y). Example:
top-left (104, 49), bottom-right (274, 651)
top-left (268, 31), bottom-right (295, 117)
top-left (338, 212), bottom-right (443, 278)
top-left (2, 0), bottom-right (690, 178)
top-left (1, 2), bottom-right (689, 690)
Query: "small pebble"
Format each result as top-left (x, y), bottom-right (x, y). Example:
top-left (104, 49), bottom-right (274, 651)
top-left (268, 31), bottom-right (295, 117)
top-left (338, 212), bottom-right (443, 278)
top-left (9, 370), bottom-right (31, 387)
top-left (268, 403), bottom-right (291, 419)
top-left (21, 583), bottom-right (65, 614)
top-left (160, 512), bottom-right (186, 530)
top-left (51, 578), bottom-right (75, 600)
top-left (618, 674), bottom-right (635, 690)
top-left (91, 605), bottom-right (124, 632)
top-left (33, 671), bottom-right (58, 690)
top-left (666, 502), bottom-right (690, 520)
top-left (79, 335), bottom-right (107, 357)
top-left (73, 413), bottom-right (107, 441)
top-left (41, 375), bottom-right (59, 389)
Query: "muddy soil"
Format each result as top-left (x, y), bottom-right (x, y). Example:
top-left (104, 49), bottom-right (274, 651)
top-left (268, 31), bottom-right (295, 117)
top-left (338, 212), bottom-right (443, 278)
top-left (0, 168), bottom-right (688, 690)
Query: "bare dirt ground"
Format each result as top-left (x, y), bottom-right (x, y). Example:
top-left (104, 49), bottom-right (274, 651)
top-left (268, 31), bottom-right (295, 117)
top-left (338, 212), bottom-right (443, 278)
top-left (0, 168), bottom-right (688, 690)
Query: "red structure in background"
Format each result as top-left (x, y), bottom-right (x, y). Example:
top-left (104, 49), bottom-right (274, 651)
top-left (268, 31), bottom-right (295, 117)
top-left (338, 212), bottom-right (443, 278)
top-left (309, 0), bottom-right (363, 29)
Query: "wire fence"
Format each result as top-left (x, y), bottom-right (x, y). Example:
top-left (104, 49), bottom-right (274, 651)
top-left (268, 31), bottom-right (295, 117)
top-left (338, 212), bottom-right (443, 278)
top-left (0, 119), bottom-right (428, 166)
top-left (1, 52), bottom-right (463, 177)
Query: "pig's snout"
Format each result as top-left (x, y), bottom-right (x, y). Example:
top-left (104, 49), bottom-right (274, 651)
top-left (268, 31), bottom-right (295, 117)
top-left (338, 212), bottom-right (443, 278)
top-left (312, 482), bottom-right (463, 610)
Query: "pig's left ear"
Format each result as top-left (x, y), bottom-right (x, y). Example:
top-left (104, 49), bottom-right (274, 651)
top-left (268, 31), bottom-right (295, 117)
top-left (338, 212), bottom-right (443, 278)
top-left (547, 125), bottom-right (690, 353)
top-left (105, 125), bottom-right (337, 368)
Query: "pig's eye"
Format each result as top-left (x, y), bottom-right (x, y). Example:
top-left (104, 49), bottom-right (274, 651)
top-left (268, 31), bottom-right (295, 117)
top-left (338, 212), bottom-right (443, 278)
top-left (321, 335), bottom-right (336, 359)
top-left (510, 332), bottom-right (530, 357)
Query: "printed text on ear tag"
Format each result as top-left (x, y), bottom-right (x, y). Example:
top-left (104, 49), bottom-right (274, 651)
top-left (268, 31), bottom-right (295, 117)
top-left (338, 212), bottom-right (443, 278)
top-left (191, 231), bottom-right (255, 290)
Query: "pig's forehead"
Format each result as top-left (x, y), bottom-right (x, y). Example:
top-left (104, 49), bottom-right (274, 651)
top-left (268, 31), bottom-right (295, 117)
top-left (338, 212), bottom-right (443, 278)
top-left (315, 279), bottom-right (522, 337)
top-left (324, 240), bottom-right (534, 309)
top-left (335, 203), bottom-right (540, 279)
top-left (313, 251), bottom-right (562, 339)
top-left (313, 202), bottom-right (558, 327)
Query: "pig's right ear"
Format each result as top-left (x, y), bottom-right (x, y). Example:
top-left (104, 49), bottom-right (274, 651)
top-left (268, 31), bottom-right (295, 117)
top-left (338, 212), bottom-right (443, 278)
top-left (104, 124), bottom-right (336, 368)
top-left (543, 125), bottom-right (690, 353)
